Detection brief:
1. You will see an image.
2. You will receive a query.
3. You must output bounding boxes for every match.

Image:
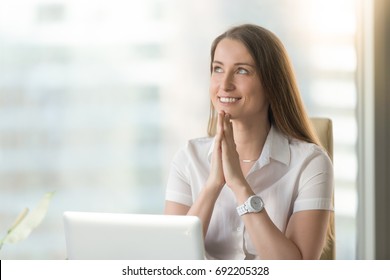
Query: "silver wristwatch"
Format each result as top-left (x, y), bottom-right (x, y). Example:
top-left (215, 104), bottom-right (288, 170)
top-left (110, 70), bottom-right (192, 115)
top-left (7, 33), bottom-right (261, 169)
top-left (236, 195), bottom-right (264, 216)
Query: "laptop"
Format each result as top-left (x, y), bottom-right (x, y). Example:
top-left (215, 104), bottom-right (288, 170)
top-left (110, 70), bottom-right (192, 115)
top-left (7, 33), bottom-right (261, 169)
top-left (63, 211), bottom-right (205, 260)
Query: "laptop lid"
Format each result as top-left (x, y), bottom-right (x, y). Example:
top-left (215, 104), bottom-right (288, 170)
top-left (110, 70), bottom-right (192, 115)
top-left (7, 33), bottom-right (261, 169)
top-left (63, 211), bottom-right (205, 260)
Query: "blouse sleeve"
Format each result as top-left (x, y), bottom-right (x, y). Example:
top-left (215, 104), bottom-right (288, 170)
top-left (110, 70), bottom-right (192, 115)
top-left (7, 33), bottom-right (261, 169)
top-left (293, 146), bottom-right (334, 213)
top-left (165, 146), bottom-right (193, 207)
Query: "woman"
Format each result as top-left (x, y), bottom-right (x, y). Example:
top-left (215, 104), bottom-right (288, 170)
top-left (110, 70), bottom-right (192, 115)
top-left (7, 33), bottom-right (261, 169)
top-left (164, 24), bottom-right (334, 260)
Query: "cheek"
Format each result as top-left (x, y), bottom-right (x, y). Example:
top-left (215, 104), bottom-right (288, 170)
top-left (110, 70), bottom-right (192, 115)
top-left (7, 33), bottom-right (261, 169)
top-left (209, 86), bottom-right (220, 109)
top-left (245, 87), bottom-right (268, 109)
top-left (209, 79), bottom-right (219, 95)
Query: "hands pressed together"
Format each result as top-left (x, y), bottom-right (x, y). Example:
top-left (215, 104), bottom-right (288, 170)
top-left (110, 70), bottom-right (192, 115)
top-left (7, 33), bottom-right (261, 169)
top-left (206, 111), bottom-right (249, 196)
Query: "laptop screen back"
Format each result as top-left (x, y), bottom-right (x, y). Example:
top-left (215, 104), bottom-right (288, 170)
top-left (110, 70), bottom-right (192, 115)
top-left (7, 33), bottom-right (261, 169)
top-left (63, 211), bottom-right (205, 260)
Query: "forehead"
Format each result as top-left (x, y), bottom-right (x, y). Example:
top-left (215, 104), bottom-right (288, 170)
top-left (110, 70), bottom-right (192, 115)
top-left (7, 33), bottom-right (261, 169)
top-left (213, 38), bottom-right (254, 64)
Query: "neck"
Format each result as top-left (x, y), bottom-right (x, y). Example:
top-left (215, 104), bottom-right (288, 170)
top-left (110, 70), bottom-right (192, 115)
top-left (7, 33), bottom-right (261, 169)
top-left (232, 118), bottom-right (271, 161)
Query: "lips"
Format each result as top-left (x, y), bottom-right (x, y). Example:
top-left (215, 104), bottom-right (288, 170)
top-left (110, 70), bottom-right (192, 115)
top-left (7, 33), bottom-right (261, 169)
top-left (218, 97), bottom-right (241, 103)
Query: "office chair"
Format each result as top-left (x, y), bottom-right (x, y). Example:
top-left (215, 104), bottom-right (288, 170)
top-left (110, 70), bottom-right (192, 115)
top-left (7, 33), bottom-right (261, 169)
top-left (310, 117), bottom-right (335, 260)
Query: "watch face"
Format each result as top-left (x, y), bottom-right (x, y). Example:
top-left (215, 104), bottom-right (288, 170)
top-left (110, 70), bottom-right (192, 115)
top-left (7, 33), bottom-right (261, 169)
top-left (249, 196), bottom-right (263, 211)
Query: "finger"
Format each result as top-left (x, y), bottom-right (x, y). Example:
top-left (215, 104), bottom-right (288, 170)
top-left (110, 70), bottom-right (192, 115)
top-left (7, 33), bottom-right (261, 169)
top-left (216, 111), bottom-right (225, 139)
top-left (214, 111), bottom-right (225, 154)
top-left (222, 113), bottom-right (230, 133)
top-left (223, 113), bottom-right (235, 146)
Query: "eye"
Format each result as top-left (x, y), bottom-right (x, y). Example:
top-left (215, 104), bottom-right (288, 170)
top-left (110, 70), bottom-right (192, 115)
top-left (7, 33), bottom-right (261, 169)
top-left (213, 66), bottom-right (223, 73)
top-left (237, 68), bottom-right (249, 75)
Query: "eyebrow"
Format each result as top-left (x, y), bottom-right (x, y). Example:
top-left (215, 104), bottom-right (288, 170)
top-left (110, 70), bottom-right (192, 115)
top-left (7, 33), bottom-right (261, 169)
top-left (212, 60), bottom-right (256, 68)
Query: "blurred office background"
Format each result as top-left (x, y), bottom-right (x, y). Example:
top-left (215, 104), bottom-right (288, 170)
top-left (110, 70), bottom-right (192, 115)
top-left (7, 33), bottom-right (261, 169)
top-left (0, 0), bottom-right (361, 259)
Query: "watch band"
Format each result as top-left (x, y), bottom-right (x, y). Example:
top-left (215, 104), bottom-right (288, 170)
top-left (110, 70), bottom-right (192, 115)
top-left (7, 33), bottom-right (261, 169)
top-left (236, 195), bottom-right (264, 216)
top-left (236, 204), bottom-right (248, 216)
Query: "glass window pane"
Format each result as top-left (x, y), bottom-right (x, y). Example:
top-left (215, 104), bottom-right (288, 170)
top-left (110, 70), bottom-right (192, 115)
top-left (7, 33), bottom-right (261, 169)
top-left (0, 0), bottom-right (357, 259)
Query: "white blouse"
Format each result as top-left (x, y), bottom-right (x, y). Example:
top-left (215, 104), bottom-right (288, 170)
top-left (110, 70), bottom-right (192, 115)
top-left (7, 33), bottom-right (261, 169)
top-left (165, 125), bottom-right (334, 260)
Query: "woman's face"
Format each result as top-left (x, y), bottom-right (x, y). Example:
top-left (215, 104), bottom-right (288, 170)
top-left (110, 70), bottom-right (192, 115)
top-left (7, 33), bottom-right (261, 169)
top-left (210, 38), bottom-right (269, 122)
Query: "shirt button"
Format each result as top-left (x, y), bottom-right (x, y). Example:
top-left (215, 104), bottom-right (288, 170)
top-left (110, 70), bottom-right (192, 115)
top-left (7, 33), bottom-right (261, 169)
top-left (236, 227), bottom-right (242, 232)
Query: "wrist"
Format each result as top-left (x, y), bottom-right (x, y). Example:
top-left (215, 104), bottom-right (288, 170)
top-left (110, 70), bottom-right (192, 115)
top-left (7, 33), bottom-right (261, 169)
top-left (231, 181), bottom-right (254, 204)
top-left (204, 180), bottom-right (224, 196)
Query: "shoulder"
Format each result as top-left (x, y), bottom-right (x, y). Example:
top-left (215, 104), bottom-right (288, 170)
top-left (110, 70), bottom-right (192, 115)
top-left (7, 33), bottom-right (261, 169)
top-left (290, 137), bottom-right (330, 159)
top-left (172, 136), bottom-right (213, 164)
top-left (268, 126), bottom-right (331, 168)
top-left (187, 137), bottom-right (214, 152)
top-left (289, 138), bottom-right (333, 174)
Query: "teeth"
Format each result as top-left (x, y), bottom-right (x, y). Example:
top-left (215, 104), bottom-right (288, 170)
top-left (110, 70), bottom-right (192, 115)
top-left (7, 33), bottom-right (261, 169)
top-left (219, 97), bottom-right (240, 103)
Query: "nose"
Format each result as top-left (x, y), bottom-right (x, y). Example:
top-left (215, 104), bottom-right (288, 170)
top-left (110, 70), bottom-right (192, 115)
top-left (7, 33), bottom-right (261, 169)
top-left (220, 73), bottom-right (235, 91)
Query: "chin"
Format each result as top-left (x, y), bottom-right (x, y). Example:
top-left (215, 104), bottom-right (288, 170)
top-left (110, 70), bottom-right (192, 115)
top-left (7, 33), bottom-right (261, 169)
top-left (227, 113), bottom-right (236, 119)
top-left (213, 104), bottom-right (237, 119)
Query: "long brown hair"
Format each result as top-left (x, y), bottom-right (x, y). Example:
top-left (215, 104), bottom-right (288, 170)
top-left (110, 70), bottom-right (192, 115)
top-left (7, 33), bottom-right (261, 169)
top-left (208, 24), bottom-right (334, 258)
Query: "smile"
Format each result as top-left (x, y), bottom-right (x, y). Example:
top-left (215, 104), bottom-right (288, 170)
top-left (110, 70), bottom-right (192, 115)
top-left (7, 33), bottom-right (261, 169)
top-left (219, 97), bottom-right (241, 103)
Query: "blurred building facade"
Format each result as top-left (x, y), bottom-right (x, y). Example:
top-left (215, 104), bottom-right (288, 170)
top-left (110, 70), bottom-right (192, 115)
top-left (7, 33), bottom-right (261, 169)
top-left (0, 0), bottom-right (357, 259)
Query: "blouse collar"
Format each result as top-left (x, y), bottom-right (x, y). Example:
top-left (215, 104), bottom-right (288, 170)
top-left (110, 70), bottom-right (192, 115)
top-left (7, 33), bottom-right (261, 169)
top-left (207, 125), bottom-right (290, 167)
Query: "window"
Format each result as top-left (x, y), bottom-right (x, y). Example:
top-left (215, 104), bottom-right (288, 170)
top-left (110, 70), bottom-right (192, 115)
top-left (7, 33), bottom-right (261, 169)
top-left (0, 0), bottom-right (357, 259)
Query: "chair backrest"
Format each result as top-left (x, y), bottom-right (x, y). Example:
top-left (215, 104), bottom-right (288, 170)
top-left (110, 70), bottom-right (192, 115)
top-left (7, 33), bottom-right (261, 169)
top-left (310, 118), bottom-right (335, 260)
